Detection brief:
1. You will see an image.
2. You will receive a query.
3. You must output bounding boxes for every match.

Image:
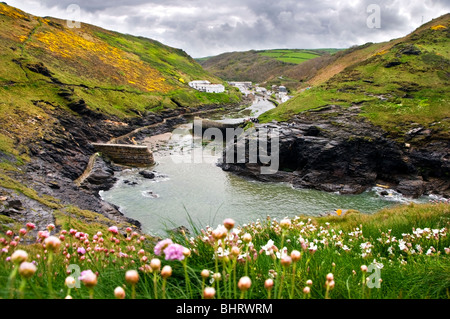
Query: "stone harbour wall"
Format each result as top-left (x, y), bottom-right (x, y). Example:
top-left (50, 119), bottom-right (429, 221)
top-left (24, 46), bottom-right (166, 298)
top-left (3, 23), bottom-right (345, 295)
top-left (91, 143), bottom-right (155, 167)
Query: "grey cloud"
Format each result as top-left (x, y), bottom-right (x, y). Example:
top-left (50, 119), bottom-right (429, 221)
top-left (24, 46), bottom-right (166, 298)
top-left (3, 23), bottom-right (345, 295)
top-left (7, 0), bottom-right (450, 57)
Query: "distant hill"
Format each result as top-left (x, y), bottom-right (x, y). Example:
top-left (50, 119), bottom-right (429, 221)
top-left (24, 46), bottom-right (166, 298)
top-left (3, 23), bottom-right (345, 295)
top-left (197, 49), bottom-right (342, 88)
top-left (260, 13), bottom-right (450, 141)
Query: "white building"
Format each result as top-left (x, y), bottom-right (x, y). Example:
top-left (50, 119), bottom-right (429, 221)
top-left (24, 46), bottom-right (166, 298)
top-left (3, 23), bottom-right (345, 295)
top-left (189, 80), bottom-right (225, 93)
top-left (228, 81), bottom-right (252, 88)
top-left (255, 87), bottom-right (267, 94)
top-left (204, 84), bottom-right (225, 93)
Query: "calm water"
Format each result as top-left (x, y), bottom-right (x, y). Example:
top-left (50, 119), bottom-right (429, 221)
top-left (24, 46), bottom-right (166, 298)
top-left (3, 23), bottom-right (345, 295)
top-left (100, 100), bottom-right (429, 236)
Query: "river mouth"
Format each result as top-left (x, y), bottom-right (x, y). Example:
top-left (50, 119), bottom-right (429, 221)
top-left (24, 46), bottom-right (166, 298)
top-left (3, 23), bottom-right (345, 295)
top-left (100, 100), bottom-right (430, 237)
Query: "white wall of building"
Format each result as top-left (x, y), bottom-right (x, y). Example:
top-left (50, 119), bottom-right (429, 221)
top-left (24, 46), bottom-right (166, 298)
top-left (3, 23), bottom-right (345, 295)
top-left (189, 80), bottom-right (225, 93)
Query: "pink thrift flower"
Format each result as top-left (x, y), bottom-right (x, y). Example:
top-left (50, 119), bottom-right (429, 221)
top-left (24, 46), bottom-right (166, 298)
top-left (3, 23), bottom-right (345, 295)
top-left (38, 230), bottom-right (50, 239)
top-left (109, 226), bottom-right (119, 235)
top-left (163, 243), bottom-right (185, 261)
top-left (77, 247), bottom-right (86, 255)
top-left (154, 238), bottom-right (173, 256)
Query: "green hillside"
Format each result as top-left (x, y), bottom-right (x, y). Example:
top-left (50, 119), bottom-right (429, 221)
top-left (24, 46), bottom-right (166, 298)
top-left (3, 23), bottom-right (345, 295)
top-left (198, 49), bottom-right (340, 86)
top-left (260, 14), bottom-right (450, 141)
top-left (0, 3), bottom-right (241, 163)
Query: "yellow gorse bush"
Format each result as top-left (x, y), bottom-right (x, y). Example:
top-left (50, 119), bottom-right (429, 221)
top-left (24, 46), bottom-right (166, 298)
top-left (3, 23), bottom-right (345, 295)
top-left (32, 29), bottom-right (172, 93)
top-left (0, 4), bottom-right (28, 20)
top-left (430, 24), bottom-right (447, 30)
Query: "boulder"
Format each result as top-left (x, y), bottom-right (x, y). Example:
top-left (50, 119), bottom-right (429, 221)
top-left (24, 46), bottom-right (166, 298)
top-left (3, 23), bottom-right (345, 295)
top-left (139, 170), bottom-right (155, 179)
top-left (396, 179), bottom-right (425, 198)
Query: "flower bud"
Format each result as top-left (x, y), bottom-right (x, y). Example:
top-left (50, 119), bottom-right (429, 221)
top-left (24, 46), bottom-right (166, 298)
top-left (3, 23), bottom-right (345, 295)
top-left (44, 236), bottom-right (61, 252)
top-left (80, 270), bottom-right (97, 288)
top-left (182, 247), bottom-right (191, 258)
top-left (303, 286), bottom-right (311, 294)
top-left (161, 265), bottom-right (172, 279)
top-left (238, 276), bottom-right (252, 291)
top-left (65, 276), bottom-right (76, 288)
top-left (290, 250), bottom-right (301, 262)
top-left (230, 246), bottom-right (240, 256)
top-left (18, 262), bottom-right (37, 278)
top-left (242, 233), bottom-right (252, 243)
top-left (11, 249), bottom-right (28, 264)
top-left (327, 280), bottom-right (335, 289)
top-left (125, 270), bottom-right (139, 285)
top-left (114, 286), bottom-right (126, 299)
top-left (361, 265), bottom-right (368, 273)
top-left (223, 218), bottom-right (235, 231)
top-left (326, 273), bottom-right (334, 282)
top-left (264, 278), bottom-right (274, 290)
top-left (150, 258), bottom-right (161, 272)
top-left (280, 218), bottom-right (291, 229)
top-left (203, 287), bottom-right (216, 299)
top-left (201, 269), bottom-right (210, 279)
top-left (280, 256), bottom-right (292, 268)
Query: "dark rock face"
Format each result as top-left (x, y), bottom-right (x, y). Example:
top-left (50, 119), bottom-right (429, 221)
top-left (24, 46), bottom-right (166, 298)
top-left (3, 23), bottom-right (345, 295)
top-left (219, 105), bottom-right (450, 198)
top-left (398, 44), bottom-right (422, 56)
top-left (82, 157), bottom-right (118, 192)
top-left (26, 62), bottom-right (53, 77)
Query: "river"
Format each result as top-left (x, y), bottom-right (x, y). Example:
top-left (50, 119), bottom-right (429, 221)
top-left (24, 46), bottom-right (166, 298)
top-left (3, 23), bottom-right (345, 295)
top-left (100, 98), bottom-right (429, 236)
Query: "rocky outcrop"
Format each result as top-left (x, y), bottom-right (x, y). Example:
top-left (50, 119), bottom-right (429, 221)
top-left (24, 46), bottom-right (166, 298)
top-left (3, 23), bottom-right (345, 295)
top-left (219, 105), bottom-right (450, 198)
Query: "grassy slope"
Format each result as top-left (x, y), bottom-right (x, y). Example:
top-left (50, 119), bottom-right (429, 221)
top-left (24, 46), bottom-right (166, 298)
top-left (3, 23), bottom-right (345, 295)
top-left (260, 14), bottom-right (450, 140)
top-left (0, 4), bottom-right (240, 233)
top-left (0, 3), bottom-right (241, 162)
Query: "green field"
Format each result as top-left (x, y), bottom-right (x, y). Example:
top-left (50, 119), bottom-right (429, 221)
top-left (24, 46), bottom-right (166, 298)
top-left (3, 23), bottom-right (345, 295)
top-left (258, 49), bottom-right (339, 64)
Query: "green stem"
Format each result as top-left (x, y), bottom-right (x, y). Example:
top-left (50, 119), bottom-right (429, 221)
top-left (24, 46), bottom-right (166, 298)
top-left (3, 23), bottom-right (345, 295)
top-left (232, 259), bottom-right (237, 299)
top-left (290, 263), bottom-right (297, 299)
top-left (244, 245), bottom-right (249, 276)
top-left (325, 284), bottom-right (330, 299)
top-left (19, 278), bottom-right (27, 299)
top-left (280, 231), bottom-right (286, 251)
top-left (213, 241), bottom-right (221, 298)
top-left (153, 272), bottom-right (158, 299)
top-left (89, 288), bottom-right (94, 299)
top-left (201, 278), bottom-right (205, 299)
top-left (362, 273), bottom-right (366, 299)
top-left (277, 268), bottom-right (286, 299)
top-left (183, 260), bottom-right (192, 298)
top-left (8, 266), bottom-right (18, 299)
top-left (162, 279), bottom-right (167, 299)
top-left (132, 284), bottom-right (136, 299)
top-left (47, 251), bottom-right (54, 298)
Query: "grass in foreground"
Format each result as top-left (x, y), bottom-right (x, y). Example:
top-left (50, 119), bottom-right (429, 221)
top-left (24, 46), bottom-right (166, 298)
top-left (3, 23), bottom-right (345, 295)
top-left (0, 201), bottom-right (449, 299)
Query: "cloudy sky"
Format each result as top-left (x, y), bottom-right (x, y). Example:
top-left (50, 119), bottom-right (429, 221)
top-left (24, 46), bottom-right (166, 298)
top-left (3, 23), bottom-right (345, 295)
top-left (6, 0), bottom-right (450, 57)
